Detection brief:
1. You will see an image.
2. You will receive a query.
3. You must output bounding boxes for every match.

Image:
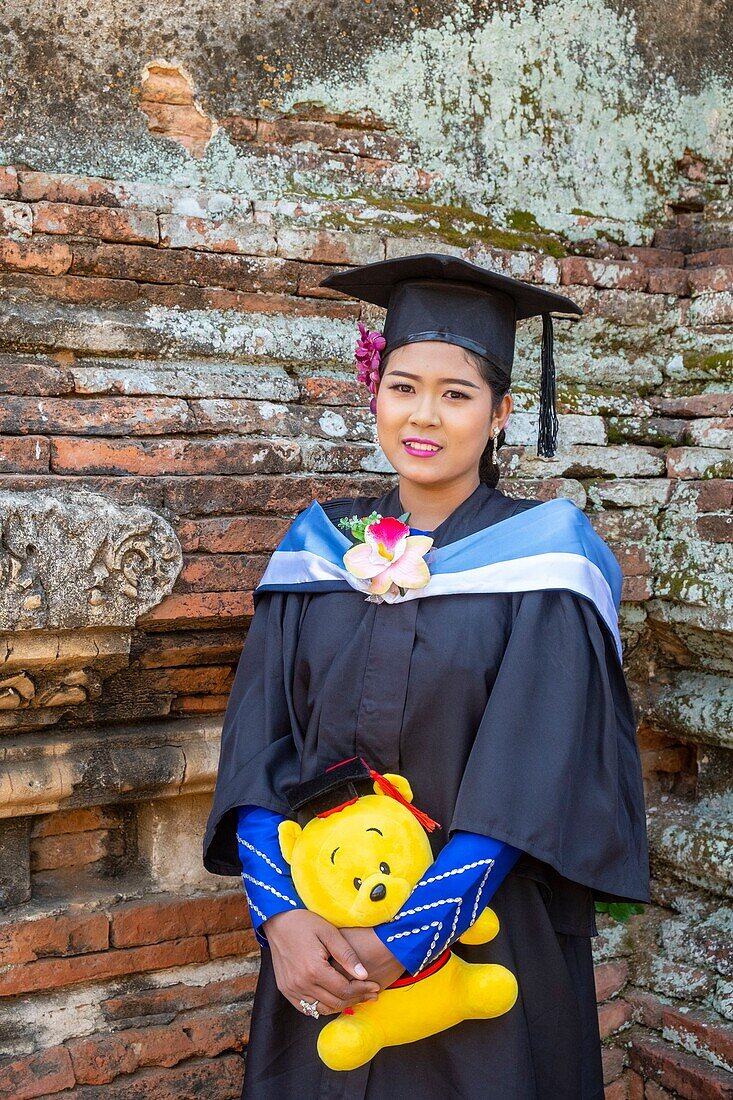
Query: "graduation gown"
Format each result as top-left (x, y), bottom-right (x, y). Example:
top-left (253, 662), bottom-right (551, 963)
top-left (203, 481), bottom-right (650, 1100)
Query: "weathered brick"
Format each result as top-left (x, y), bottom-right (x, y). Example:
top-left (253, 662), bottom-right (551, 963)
top-left (131, 631), bottom-right (244, 669)
top-left (0, 360), bottom-right (74, 395)
top-left (598, 998), bottom-right (634, 1039)
top-left (626, 1068), bottom-right (645, 1100)
top-left (603, 1077), bottom-right (628, 1100)
top-left (697, 514), bottom-right (733, 542)
top-left (30, 829), bottom-right (110, 872)
top-left (595, 960), bottom-right (630, 1003)
top-left (0, 936), bottom-right (208, 996)
top-left (50, 1054), bottom-right (245, 1099)
top-left (68, 1032), bottom-right (138, 1085)
top-left (0, 200), bottom-right (32, 235)
top-left (298, 374), bottom-right (369, 406)
top-left (138, 665), bottom-right (234, 695)
top-left (662, 1004), bottom-right (733, 1072)
top-left (32, 806), bottom-right (122, 838)
top-left (0, 235), bottom-right (72, 275)
top-left (0, 271), bottom-right (140, 305)
top-left (650, 393), bottom-right (733, 418)
top-left (276, 226), bottom-right (384, 266)
top-left (110, 893), bottom-right (248, 948)
top-left (32, 201), bottom-right (159, 244)
top-left (629, 1029), bottom-right (733, 1099)
top-left (560, 257), bottom-right (648, 290)
top-left (172, 694), bottom-right (229, 714)
top-left (622, 246), bottom-right (685, 267)
top-left (0, 436), bottom-right (50, 472)
top-left (0, 1046), bottom-right (75, 1100)
top-left (687, 247), bottom-right (733, 267)
top-left (688, 292), bottom-right (733, 325)
top-left (177, 515), bottom-right (288, 554)
top-left (208, 929), bottom-right (259, 959)
top-left (602, 1044), bottom-right (626, 1084)
top-left (102, 972), bottom-right (258, 1021)
top-left (50, 436), bottom-right (301, 476)
top-left (666, 447), bottom-right (733, 479)
top-left (137, 591), bottom-right (253, 627)
top-left (68, 1006), bottom-right (251, 1084)
top-left (0, 166), bottom-right (19, 198)
top-left (256, 116), bottom-right (413, 160)
top-left (0, 396), bottom-right (191, 436)
top-left (18, 170), bottom-right (127, 206)
top-left (688, 265), bottom-right (733, 295)
top-left (159, 473), bottom-right (390, 518)
top-left (70, 240), bottom-right (300, 292)
top-left (178, 555), bottom-right (266, 594)
top-left (688, 418), bottom-right (733, 448)
top-left (0, 910), bottom-right (109, 965)
top-left (159, 214), bottom-right (276, 255)
top-left (648, 267), bottom-right (690, 295)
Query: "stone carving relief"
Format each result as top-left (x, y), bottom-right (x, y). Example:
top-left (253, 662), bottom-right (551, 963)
top-left (0, 490), bottom-right (182, 631)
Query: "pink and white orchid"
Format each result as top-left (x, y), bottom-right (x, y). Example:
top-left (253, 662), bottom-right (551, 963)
top-left (343, 515), bottom-right (433, 598)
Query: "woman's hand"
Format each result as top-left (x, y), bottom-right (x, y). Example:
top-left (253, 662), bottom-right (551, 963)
top-left (262, 910), bottom-right (381, 1016)
top-left (334, 927), bottom-right (407, 989)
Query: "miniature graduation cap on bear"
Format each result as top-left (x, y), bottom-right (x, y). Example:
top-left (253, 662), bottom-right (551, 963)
top-left (285, 756), bottom-right (439, 832)
top-left (319, 252), bottom-right (583, 458)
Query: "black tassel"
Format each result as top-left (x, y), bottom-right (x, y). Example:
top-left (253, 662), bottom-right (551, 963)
top-left (537, 312), bottom-right (558, 458)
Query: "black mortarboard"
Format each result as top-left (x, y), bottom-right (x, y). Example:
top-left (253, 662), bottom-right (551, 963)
top-left (285, 757), bottom-right (376, 827)
top-left (285, 756), bottom-right (440, 831)
top-left (319, 252), bottom-right (583, 457)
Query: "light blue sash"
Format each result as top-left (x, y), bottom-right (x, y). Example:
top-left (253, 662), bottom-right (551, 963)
top-left (256, 498), bottom-right (623, 660)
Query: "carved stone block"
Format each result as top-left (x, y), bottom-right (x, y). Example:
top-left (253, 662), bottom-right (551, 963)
top-left (0, 490), bottom-right (182, 631)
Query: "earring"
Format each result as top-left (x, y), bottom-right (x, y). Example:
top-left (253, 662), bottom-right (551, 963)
top-left (491, 425), bottom-right (501, 474)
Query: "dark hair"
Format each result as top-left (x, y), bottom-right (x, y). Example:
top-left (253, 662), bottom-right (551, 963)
top-left (378, 347), bottom-right (510, 488)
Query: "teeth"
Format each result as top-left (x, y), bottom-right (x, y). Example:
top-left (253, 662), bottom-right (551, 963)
top-left (406, 442), bottom-right (440, 452)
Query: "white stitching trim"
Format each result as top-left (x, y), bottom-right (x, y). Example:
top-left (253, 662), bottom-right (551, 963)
top-left (236, 832), bottom-right (286, 876)
top-left (385, 921), bottom-right (442, 942)
top-left (242, 872), bottom-right (298, 905)
top-left (416, 857), bottom-right (495, 887)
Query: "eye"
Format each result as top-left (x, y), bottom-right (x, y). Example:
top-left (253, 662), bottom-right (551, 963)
top-left (353, 876), bottom-right (362, 890)
top-left (388, 383), bottom-right (413, 393)
top-left (446, 390), bottom-right (469, 400)
top-left (379, 862), bottom-right (390, 875)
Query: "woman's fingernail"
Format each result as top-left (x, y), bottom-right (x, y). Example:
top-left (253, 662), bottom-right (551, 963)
top-left (354, 963), bottom-right (368, 978)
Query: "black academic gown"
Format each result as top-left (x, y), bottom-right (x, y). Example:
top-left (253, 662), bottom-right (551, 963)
top-left (203, 481), bottom-right (650, 1100)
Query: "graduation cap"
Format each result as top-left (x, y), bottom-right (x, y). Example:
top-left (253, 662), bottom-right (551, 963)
top-left (318, 252), bottom-right (583, 458)
top-left (285, 756), bottom-right (440, 831)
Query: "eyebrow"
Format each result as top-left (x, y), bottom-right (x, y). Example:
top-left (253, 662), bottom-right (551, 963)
top-left (385, 369), bottom-right (481, 390)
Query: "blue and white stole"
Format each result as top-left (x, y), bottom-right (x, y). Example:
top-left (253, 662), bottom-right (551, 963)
top-left (255, 498), bottom-right (624, 661)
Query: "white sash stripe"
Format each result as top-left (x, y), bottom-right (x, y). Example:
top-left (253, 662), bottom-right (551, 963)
top-left (258, 548), bottom-right (621, 659)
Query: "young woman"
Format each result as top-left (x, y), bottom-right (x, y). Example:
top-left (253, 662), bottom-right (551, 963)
top-left (203, 254), bottom-right (650, 1099)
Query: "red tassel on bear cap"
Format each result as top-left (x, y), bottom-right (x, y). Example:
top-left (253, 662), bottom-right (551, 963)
top-left (368, 765), bottom-right (441, 832)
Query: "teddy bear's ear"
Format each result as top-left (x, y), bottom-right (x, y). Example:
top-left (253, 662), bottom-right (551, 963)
top-left (374, 773), bottom-right (414, 803)
top-left (278, 820), bottom-right (302, 866)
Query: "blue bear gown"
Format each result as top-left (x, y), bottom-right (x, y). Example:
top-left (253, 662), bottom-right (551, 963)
top-left (203, 481), bottom-right (650, 1100)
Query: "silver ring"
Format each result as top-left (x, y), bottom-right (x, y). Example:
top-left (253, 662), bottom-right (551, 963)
top-left (299, 997), bottom-right (320, 1018)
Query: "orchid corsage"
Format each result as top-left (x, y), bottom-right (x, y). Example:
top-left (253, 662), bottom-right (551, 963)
top-left (338, 511), bottom-right (434, 601)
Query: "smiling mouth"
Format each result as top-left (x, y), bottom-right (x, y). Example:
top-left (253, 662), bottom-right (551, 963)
top-left (403, 441), bottom-right (442, 453)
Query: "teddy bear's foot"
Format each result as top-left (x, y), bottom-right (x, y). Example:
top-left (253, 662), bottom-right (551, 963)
top-left (317, 1014), bottom-right (383, 1072)
top-left (463, 963), bottom-right (518, 1020)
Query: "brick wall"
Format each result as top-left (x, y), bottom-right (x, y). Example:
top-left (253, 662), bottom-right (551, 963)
top-left (0, 67), bottom-right (731, 1100)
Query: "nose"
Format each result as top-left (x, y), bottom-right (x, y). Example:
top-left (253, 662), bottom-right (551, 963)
top-left (370, 882), bottom-right (387, 901)
top-left (409, 391), bottom-right (440, 426)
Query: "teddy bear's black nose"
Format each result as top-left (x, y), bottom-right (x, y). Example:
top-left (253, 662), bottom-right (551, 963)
top-left (370, 883), bottom-right (387, 901)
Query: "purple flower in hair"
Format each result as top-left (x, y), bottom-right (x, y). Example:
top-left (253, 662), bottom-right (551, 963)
top-left (355, 321), bottom-right (386, 414)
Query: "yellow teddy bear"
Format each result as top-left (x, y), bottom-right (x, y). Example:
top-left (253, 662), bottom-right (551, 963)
top-left (278, 771), bottom-right (518, 1072)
